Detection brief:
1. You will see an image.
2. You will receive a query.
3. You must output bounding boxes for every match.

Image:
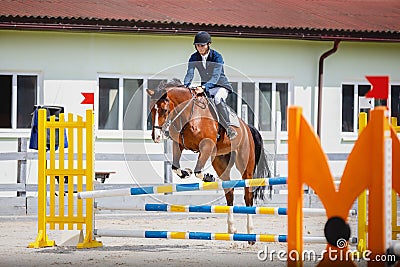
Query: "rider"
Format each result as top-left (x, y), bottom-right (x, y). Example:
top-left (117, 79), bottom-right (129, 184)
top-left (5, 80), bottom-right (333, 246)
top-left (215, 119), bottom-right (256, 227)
top-left (183, 31), bottom-right (238, 140)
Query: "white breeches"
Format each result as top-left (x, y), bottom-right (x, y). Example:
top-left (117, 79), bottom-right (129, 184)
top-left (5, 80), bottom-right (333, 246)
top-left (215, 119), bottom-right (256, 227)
top-left (208, 87), bottom-right (228, 105)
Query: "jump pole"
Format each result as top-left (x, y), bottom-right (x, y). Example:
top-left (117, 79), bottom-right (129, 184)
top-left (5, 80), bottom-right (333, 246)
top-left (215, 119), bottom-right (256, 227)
top-left (77, 177), bottom-right (288, 199)
top-left (94, 203), bottom-right (357, 217)
top-left (94, 229), bottom-right (326, 243)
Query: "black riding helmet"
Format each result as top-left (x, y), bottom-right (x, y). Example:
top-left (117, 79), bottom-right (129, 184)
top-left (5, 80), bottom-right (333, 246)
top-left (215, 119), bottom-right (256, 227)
top-left (193, 31), bottom-right (211, 45)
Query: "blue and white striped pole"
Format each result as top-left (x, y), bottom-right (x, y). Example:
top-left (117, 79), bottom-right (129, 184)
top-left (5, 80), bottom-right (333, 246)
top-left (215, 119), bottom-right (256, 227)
top-left (94, 229), bottom-right (326, 243)
top-left (94, 203), bottom-right (357, 217)
top-left (77, 177), bottom-right (287, 199)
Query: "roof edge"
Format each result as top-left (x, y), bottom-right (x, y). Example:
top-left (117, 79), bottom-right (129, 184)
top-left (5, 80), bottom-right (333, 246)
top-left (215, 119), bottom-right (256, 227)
top-left (1, 16), bottom-right (400, 43)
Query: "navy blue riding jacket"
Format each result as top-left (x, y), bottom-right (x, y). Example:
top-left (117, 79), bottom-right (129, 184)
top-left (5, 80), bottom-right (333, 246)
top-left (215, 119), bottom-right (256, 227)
top-left (183, 49), bottom-right (233, 93)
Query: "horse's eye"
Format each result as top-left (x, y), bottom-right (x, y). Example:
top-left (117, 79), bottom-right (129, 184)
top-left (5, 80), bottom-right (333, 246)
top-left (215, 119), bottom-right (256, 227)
top-left (160, 109), bottom-right (168, 115)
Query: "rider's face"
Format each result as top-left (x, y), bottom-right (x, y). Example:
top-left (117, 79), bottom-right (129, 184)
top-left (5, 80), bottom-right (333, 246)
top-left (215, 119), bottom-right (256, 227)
top-left (195, 44), bottom-right (209, 55)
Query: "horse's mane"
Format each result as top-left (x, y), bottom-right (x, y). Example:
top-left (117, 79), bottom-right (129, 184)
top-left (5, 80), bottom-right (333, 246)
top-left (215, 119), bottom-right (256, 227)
top-left (157, 78), bottom-right (184, 91)
top-left (151, 78), bottom-right (187, 100)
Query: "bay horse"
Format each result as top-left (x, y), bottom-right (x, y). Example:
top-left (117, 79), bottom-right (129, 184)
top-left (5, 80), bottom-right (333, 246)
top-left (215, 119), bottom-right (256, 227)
top-left (146, 79), bottom-right (271, 242)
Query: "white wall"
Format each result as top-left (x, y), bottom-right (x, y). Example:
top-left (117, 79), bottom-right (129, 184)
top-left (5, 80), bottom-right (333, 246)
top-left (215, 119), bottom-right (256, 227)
top-left (1, 29), bottom-right (400, 185)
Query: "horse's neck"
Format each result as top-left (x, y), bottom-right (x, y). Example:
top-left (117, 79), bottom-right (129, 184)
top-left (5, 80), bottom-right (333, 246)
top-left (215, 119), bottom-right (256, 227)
top-left (168, 89), bottom-right (211, 121)
top-left (168, 88), bottom-right (192, 109)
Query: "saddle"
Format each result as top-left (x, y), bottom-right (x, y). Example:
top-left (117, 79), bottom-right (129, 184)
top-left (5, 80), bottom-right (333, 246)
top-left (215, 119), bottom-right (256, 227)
top-left (206, 97), bottom-right (240, 135)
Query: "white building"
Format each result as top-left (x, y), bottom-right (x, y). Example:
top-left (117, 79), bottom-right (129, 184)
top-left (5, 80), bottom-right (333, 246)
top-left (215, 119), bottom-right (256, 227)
top-left (0, 0), bottom-right (399, 188)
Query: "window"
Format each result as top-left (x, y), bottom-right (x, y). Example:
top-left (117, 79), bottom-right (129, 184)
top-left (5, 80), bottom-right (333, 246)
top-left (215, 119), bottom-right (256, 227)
top-left (242, 82), bottom-right (256, 126)
top-left (97, 76), bottom-right (291, 135)
top-left (258, 82), bottom-right (289, 131)
top-left (276, 83), bottom-right (288, 131)
top-left (342, 84), bottom-right (354, 132)
top-left (0, 74), bottom-right (38, 129)
top-left (342, 83), bottom-right (398, 133)
top-left (236, 80), bottom-right (290, 132)
top-left (226, 82), bottom-right (238, 112)
top-left (99, 78), bottom-right (119, 130)
top-left (0, 75), bottom-right (12, 128)
top-left (124, 79), bottom-right (143, 130)
top-left (259, 83), bottom-right (272, 131)
top-left (342, 84), bottom-right (372, 132)
top-left (98, 76), bottom-right (166, 131)
top-left (391, 85), bottom-right (400, 122)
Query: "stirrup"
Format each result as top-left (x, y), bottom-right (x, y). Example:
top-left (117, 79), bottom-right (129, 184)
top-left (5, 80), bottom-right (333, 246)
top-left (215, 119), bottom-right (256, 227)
top-left (226, 127), bottom-right (237, 140)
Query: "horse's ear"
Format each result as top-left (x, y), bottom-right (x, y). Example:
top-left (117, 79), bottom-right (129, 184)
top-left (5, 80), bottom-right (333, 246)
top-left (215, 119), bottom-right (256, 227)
top-left (146, 89), bottom-right (155, 97)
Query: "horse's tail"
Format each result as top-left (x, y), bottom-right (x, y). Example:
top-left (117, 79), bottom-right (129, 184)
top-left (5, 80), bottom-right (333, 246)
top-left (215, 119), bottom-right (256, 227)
top-left (248, 124), bottom-right (271, 201)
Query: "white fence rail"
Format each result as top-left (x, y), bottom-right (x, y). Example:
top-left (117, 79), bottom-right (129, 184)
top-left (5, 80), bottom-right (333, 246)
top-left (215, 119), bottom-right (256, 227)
top-left (0, 137), bottom-right (351, 214)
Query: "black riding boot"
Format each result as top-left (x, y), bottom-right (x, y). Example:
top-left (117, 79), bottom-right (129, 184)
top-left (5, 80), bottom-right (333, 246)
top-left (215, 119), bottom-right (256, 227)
top-left (216, 100), bottom-right (237, 140)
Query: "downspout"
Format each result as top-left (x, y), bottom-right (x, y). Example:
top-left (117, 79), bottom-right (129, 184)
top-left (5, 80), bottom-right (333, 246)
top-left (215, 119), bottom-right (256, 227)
top-left (317, 40), bottom-right (341, 137)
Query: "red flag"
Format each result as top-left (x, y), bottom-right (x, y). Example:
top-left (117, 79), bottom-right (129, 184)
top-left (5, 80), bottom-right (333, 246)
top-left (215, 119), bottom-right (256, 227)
top-left (365, 76), bottom-right (389, 100)
top-left (81, 92), bottom-right (94, 110)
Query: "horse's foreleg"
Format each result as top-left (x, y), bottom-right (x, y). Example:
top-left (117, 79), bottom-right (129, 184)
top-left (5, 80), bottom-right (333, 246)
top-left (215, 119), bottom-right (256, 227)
top-left (193, 138), bottom-right (216, 182)
top-left (171, 141), bottom-right (192, 179)
top-left (172, 141), bottom-right (182, 169)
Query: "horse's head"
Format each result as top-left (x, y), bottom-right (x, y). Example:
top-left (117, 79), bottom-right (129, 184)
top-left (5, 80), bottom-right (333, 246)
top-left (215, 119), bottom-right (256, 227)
top-left (147, 87), bottom-right (171, 143)
top-left (147, 78), bottom-right (188, 143)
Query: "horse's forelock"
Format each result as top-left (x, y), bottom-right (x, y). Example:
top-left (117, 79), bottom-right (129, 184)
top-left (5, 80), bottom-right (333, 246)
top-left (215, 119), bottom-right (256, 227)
top-left (158, 78), bottom-right (183, 90)
top-left (151, 90), bottom-right (167, 103)
top-left (151, 78), bottom-right (184, 101)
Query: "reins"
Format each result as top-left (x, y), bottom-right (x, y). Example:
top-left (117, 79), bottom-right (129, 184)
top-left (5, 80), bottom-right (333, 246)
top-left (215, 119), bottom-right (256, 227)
top-left (158, 88), bottom-right (209, 152)
top-left (161, 94), bottom-right (195, 135)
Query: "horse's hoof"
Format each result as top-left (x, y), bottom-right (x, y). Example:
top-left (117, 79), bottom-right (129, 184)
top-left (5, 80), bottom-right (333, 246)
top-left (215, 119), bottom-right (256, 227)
top-left (203, 173), bottom-right (215, 182)
top-left (183, 168), bottom-right (193, 177)
top-left (173, 167), bottom-right (192, 179)
top-left (228, 228), bottom-right (237, 234)
top-left (180, 169), bottom-right (191, 179)
top-left (194, 171), bottom-right (203, 180)
top-left (248, 241), bottom-right (256, 245)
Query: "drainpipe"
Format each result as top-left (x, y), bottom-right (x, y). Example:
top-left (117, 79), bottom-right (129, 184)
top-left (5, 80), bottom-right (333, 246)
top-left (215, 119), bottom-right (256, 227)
top-left (317, 40), bottom-right (341, 137)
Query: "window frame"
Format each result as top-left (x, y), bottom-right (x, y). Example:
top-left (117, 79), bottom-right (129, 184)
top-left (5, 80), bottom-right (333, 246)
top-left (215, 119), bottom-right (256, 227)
top-left (341, 82), bottom-right (373, 140)
top-left (341, 81), bottom-right (400, 140)
top-left (0, 71), bottom-right (42, 135)
top-left (229, 78), bottom-right (293, 140)
top-left (391, 85), bottom-right (400, 123)
top-left (96, 74), bottom-right (169, 139)
top-left (96, 75), bottom-right (293, 141)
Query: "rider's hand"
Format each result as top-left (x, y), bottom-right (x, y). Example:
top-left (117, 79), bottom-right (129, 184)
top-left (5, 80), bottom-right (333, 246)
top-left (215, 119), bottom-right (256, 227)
top-left (195, 86), bottom-right (204, 95)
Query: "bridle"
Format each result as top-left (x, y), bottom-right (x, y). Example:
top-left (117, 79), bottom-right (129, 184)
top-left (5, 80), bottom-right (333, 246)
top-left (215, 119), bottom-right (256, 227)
top-left (152, 101), bottom-right (165, 131)
top-left (154, 96), bottom-right (194, 138)
top-left (152, 88), bottom-right (207, 139)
